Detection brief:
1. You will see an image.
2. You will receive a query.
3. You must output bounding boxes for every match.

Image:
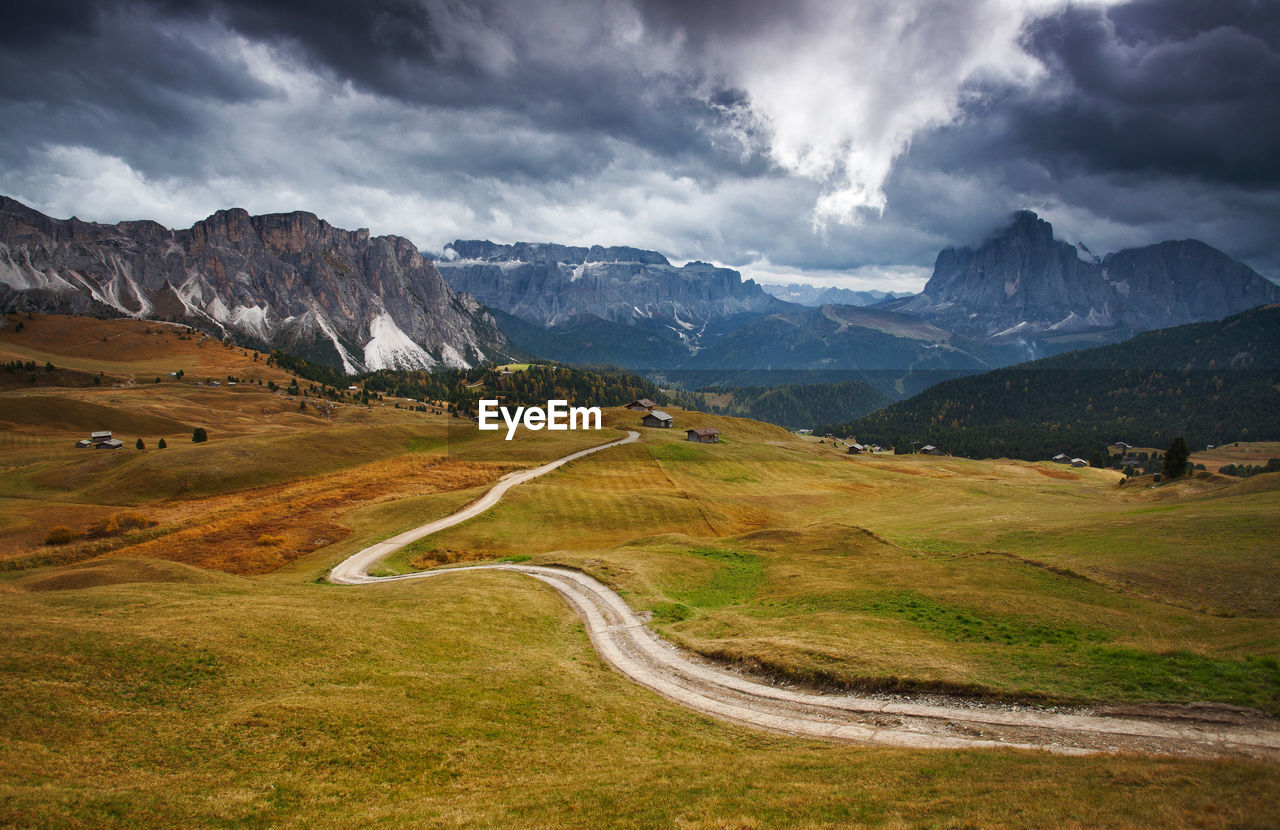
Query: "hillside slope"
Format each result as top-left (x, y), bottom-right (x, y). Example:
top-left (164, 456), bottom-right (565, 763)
top-left (824, 304), bottom-right (1280, 459)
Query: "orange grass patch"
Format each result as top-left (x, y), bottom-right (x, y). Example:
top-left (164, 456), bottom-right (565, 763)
top-left (0, 313), bottom-right (297, 386)
top-left (103, 455), bottom-right (513, 574)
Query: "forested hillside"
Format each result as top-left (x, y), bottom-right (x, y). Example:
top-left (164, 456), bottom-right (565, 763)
top-left (271, 352), bottom-right (670, 417)
top-left (690, 380), bottom-right (889, 429)
top-left (821, 305), bottom-right (1280, 460)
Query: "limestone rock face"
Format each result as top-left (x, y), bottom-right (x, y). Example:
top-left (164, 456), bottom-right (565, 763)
top-left (0, 196), bottom-right (509, 372)
top-left (437, 239), bottom-right (787, 328)
top-left (888, 210), bottom-right (1279, 345)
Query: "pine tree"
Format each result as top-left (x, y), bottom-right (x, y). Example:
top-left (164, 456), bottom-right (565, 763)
top-left (1163, 436), bottom-right (1190, 479)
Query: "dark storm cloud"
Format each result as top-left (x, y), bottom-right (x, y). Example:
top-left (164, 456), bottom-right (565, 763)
top-left (1012, 1), bottom-right (1280, 186)
top-left (0, 0), bottom-right (760, 184)
top-left (0, 3), bottom-right (276, 181)
top-left (166, 0), bottom-right (760, 173)
top-left (865, 0), bottom-right (1280, 278)
top-left (0, 0), bottom-right (1276, 285)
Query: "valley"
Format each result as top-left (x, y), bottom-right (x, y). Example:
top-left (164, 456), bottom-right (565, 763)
top-left (1, 314), bottom-right (1277, 826)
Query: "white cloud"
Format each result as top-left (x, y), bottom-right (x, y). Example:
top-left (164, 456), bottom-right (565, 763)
top-left (704, 0), bottom-right (1120, 227)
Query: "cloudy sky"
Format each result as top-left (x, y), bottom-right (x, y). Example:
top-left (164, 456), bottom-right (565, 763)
top-left (1, 0), bottom-right (1277, 291)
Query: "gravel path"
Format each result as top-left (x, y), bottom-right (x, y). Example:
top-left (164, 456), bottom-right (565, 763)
top-left (330, 430), bottom-right (1280, 759)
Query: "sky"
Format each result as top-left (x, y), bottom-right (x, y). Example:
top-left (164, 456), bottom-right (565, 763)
top-left (1, 0), bottom-right (1277, 292)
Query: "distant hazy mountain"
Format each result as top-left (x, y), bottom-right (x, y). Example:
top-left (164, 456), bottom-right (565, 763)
top-left (0, 196), bottom-right (509, 372)
top-left (825, 304), bottom-right (1280, 459)
top-left (760, 283), bottom-right (909, 307)
top-left (679, 303), bottom-right (998, 398)
top-left (885, 210), bottom-right (1279, 357)
top-left (435, 239), bottom-right (787, 335)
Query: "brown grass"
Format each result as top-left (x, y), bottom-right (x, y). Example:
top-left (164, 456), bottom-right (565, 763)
top-left (104, 455), bottom-right (512, 574)
top-left (1036, 466), bottom-right (1080, 480)
top-left (0, 314), bottom-right (292, 381)
top-left (1192, 441), bottom-right (1280, 470)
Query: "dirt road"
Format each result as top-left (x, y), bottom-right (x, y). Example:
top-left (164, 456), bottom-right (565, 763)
top-left (330, 431), bottom-right (1280, 759)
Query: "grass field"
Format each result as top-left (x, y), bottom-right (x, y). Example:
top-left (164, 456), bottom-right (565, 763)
top-left (1, 314), bottom-right (1277, 825)
top-left (384, 415), bottom-right (1280, 714)
top-left (1, 560), bottom-right (1277, 828)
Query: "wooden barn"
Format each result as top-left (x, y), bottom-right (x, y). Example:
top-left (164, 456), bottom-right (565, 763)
top-left (641, 410), bottom-right (673, 428)
top-left (626, 398), bottom-right (658, 412)
top-left (686, 427), bottom-right (720, 444)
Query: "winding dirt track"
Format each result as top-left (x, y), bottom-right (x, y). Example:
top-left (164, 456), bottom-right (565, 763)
top-left (330, 430), bottom-right (1280, 760)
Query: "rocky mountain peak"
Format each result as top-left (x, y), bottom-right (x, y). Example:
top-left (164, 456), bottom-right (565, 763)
top-left (887, 209), bottom-right (1280, 348)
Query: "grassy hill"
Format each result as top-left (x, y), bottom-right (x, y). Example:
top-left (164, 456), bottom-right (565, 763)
top-left (1, 312), bottom-right (1278, 826)
top-left (821, 304), bottom-right (1280, 460)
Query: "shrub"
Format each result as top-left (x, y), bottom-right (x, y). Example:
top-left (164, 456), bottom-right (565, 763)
top-left (136, 438), bottom-right (145, 450)
top-left (192, 427), bottom-right (208, 443)
top-left (256, 534), bottom-right (286, 547)
top-left (158, 438), bottom-right (167, 449)
top-left (86, 517), bottom-right (120, 539)
top-left (44, 526), bottom-right (76, 545)
top-left (84, 512), bottom-right (155, 539)
top-left (115, 512), bottom-right (154, 531)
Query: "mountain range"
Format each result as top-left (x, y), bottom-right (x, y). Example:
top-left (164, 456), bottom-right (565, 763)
top-left (0, 196), bottom-right (510, 372)
top-left (760, 283), bottom-right (909, 307)
top-left (3, 196), bottom-right (1276, 398)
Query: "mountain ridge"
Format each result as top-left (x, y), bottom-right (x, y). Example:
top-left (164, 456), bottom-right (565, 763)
top-left (885, 210), bottom-right (1279, 353)
top-left (435, 238), bottom-right (789, 331)
top-left (0, 196), bottom-right (511, 373)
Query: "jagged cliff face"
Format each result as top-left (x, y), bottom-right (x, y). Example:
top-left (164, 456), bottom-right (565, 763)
top-left (0, 197), bottom-right (508, 372)
top-left (436, 239), bottom-right (787, 330)
top-left (891, 211), bottom-right (1280, 344)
